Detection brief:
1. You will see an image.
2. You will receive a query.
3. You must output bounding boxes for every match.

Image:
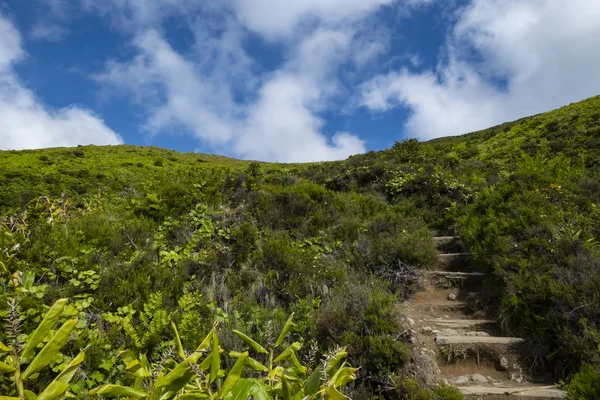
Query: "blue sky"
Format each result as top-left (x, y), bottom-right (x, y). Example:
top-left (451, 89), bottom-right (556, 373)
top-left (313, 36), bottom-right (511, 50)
top-left (1, 0), bottom-right (599, 161)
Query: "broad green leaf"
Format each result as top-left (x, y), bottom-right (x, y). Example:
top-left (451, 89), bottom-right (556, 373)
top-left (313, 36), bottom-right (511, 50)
top-left (219, 352), bottom-right (247, 399)
top-left (325, 347), bottom-right (347, 375)
top-left (36, 350), bottom-right (86, 400)
top-left (172, 322), bottom-right (186, 359)
top-left (177, 394), bottom-right (209, 399)
top-left (331, 366), bottom-right (356, 388)
top-left (154, 360), bottom-right (193, 389)
top-left (324, 386), bottom-right (349, 400)
top-left (22, 273), bottom-right (35, 291)
top-left (90, 384), bottom-right (148, 398)
top-left (0, 342), bottom-right (11, 352)
top-left (267, 366), bottom-right (285, 382)
top-left (24, 391), bottom-right (37, 400)
top-left (224, 379), bottom-right (269, 400)
top-left (209, 330), bottom-right (219, 384)
top-left (247, 357), bottom-right (268, 372)
top-left (196, 329), bottom-right (213, 352)
top-left (304, 365), bottom-right (323, 395)
top-left (281, 375), bottom-right (292, 400)
top-left (186, 350), bottom-right (205, 365)
top-left (232, 330), bottom-right (268, 354)
top-left (0, 361), bottom-right (15, 373)
top-left (22, 298), bottom-right (68, 361)
top-left (199, 351), bottom-right (213, 371)
top-left (119, 350), bottom-right (151, 377)
top-left (288, 352), bottom-right (307, 376)
top-left (23, 318), bottom-right (77, 380)
top-left (229, 351), bottom-right (267, 371)
top-left (275, 313), bottom-right (294, 347)
top-left (273, 342), bottom-right (301, 363)
top-left (35, 382), bottom-right (69, 400)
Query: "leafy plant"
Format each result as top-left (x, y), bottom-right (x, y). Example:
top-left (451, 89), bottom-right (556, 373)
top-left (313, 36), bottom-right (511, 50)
top-left (92, 314), bottom-right (357, 399)
top-left (0, 298), bottom-right (86, 399)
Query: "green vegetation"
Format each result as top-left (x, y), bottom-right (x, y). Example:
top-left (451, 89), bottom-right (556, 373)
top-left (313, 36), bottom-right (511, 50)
top-left (1, 95), bottom-right (600, 398)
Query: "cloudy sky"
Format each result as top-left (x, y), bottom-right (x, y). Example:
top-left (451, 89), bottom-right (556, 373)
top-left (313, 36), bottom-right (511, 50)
top-left (1, 0), bottom-right (599, 161)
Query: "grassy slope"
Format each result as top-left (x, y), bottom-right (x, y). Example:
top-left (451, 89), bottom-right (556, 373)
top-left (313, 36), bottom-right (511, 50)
top-left (0, 95), bottom-right (599, 396)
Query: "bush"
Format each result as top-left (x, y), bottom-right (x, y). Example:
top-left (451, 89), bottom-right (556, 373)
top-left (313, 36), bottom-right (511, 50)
top-left (565, 364), bottom-right (600, 400)
top-left (314, 281), bottom-right (405, 377)
top-left (394, 379), bottom-right (464, 400)
top-left (363, 334), bottom-right (410, 376)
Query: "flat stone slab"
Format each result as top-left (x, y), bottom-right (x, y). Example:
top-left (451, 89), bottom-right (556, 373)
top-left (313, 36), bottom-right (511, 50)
top-left (459, 385), bottom-right (565, 398)
top-left (420, 301), bottom-right (469, 309)
top-left (438, 253), bottom-right (472, 259)
top-left (434, 236), bottom-right (460, 241)
top-left (424, 319), bottom-right (496, 327)
top-left (436, 336), bottom-right (525, 345)
top-left (424, 271), bottom-right (484, 279)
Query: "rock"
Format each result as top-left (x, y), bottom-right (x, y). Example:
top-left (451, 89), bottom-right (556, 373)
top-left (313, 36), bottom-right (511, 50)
top-left (486, 376), bottom-right (495, 383)
top-left (406, 317), bottom-right (415, 326)
top-left (510, 364), bottom-right (524, 383)
top-left (447, 293), bottom-right (457, 301)
top-left (432, 330), bottom-right (440, 335)
top-left (471, 374), bottom-right (488, 383)
top-left (437, 329), bottom-right (458, 337)
top-left (454, 375), bottom-right (470, 385)
top-left (421, 326), bottom-right (433, 334)
top-left (464, 331), bottom-right (491, 337)
top-left (510, 371), bottom-right (524, 383)
top-left (499, 357), bottom-right (509, 371)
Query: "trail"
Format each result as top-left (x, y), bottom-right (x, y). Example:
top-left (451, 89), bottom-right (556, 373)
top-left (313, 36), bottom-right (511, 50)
top-left (401, 236), bottom-right (565, 399)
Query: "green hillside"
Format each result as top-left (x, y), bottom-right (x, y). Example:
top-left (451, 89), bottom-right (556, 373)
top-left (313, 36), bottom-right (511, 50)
top-left (1, 96), bottom-right (599, 399)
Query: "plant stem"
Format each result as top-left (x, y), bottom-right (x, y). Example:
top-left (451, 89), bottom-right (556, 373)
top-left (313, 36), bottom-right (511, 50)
top-left (14, 352), bottom-right (24, 399)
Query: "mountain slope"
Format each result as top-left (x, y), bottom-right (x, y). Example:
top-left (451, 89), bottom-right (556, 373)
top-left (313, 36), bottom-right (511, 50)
top-left (0, 96), bottom-right (599, 398)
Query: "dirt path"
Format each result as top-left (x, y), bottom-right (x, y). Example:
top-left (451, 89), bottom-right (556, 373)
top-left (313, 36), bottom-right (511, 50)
top-left (399, 237), bottom-right (565, 399)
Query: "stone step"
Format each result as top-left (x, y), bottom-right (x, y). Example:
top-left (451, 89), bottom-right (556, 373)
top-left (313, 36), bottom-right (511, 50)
top-left (434, 236), bottom-right (461, 242)
top-left (425, 271), bottom-right (485, 279)
top-left (438, 253), bottom-right (473, 270)
top-left (434, 236), bottom-right (463, 252)
top-left (423, 319), bottom-right (496, 328)
top-left (438, 253), bottom-right (472, 261)
top-left (459, 385), bottom-right (565, 399)
top-left (416, 300), bottom-right (470, 310)
top-left (436, 336), bottom-right (525, 345)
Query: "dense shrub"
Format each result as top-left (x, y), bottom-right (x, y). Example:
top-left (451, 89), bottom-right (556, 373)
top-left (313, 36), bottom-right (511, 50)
top-left (564, 364), bottom-right (600, 400)
top-left (394, 379), bottom-right (463, 400)
top-left (1, 95), bottom-right (600, 396)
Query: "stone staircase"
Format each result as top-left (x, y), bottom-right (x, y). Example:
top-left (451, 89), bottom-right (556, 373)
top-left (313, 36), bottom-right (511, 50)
top-left (402, 236), bottom-right (565, 399)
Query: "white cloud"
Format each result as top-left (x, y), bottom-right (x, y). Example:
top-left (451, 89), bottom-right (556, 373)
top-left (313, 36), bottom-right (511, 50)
top-left (361, 0), bottom-right (600, 139)
top-left (87, 0), bottom-right (435, 160)
top-left (97, 29), bottom-right (239, 144)
top-left (0, 14), bottom-right (121, 150)
top-left (97, 28), bottom-right (365, 162)
top-left (30, 22), bottom-right (68, 42)
top-left (236, 29), bottom-right (366, 161)
top-left (232, 0), bottom-right (396, 36)
top-left (79, 0), bottom-right (207, 29)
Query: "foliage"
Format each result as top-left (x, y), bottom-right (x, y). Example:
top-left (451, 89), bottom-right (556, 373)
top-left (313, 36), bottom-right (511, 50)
top-left (0, 298), bottom-right (86, 399)
top-left (92, 315), bottom-right (357, 400)
top-left (564, 363), bottom-right (600, 400)
top-left (393, 378), bottom-right (463, 400)
top-left (0, 95), bottom-right (600, 397)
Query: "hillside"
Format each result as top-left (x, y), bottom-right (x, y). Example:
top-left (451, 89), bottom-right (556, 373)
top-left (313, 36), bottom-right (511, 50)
top-left (0, 96), bottom-right (599, 399)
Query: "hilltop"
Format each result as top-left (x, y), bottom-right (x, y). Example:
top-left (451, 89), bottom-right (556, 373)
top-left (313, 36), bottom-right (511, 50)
top-left (0, 96), bottom-right (599, 399)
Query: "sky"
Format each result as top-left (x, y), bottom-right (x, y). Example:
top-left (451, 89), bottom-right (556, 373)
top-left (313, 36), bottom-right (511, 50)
top-left (1, 0), bottom-right (600, 162)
